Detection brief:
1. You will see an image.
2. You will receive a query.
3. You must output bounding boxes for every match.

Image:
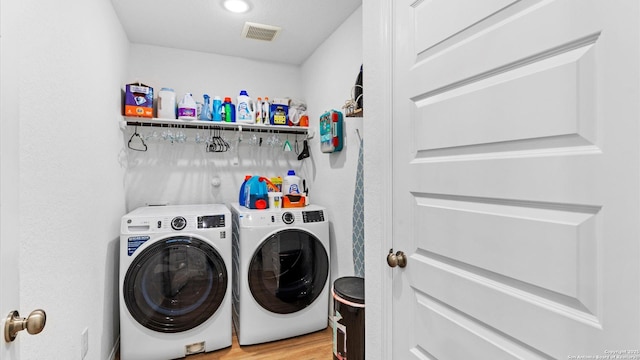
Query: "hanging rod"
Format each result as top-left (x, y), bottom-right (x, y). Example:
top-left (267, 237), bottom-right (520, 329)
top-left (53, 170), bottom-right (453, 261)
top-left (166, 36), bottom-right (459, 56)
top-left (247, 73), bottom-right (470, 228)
top-left (122, 117), bottom-right (309, 135)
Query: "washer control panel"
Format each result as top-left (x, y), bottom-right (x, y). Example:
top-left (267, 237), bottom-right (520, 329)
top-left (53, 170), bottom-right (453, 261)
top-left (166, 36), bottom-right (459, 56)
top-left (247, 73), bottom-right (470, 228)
top-left (302, 210), bottom-right (325, 223)
top-left (198, 215), bottom-right (226, 228)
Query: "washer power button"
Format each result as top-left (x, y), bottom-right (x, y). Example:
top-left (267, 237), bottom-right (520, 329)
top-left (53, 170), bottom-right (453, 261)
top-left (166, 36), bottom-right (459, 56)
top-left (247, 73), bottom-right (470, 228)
top-left (282, 212), bottom-right (295, 224)
top-left (171, 216), bottom-right (187, 230)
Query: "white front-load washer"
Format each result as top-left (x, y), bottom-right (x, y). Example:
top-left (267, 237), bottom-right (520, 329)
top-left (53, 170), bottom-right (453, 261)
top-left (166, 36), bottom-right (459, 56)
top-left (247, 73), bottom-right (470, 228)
top-left (119, 204), bottom-right (231, 360)
top-left (230, 202), bottom-right (330, 345)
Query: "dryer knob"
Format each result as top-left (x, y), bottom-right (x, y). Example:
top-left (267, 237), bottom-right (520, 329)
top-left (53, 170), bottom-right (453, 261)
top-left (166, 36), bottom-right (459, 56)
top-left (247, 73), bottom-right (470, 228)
top-left (282, 212), bottom-right (295, 224)
top-left (171, 216), bottom-right (187, 230)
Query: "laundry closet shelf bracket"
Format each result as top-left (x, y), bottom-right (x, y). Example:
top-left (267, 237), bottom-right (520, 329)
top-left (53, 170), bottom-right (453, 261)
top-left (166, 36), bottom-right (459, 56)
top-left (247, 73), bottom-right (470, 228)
top-left (121, 117), bottom-right (310, 136)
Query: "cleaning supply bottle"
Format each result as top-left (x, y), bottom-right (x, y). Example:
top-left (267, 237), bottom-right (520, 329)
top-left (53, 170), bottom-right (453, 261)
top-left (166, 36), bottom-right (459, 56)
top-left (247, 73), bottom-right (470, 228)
top-left (223, 97), bottom-right (235, 122)
top-left (199, 94), bottom-right (212, 121)
top-left (236, 90), bottom-right (256, 124)
top-left (178, 93), bottom-right (197, 120)
top-left (256, 97), bottom-right (262, 124)
top-left (212, 96), bottom-right (222, 121)
top-left (157, 88), bottom-right (176, 119)
top-left (283, 170), bottom-right (301, 195)
top-left (262, 97), bottom-right (270, 125)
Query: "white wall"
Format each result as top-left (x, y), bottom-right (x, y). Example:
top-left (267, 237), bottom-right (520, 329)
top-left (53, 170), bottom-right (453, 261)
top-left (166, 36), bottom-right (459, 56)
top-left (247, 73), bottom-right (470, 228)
top-left (124, 44), bottom-right (305, 210)
top-left (5, 3), bottom-right (363, 360)
top-left (300, 7), bottom-right (364, 282)
top-left (15, 0), bottom-right (129, 359)
top-left (125, 7), bottom-right (363, 285)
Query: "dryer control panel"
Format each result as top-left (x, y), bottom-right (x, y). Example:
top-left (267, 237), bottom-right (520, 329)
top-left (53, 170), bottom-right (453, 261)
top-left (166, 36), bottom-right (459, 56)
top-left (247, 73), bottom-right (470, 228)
top-left (302, 210), bottom-right (325, 223)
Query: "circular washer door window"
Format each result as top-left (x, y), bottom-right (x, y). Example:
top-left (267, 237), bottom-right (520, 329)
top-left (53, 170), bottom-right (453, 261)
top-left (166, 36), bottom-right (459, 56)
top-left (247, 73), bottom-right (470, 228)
top-left (123, 236), bottom-right (227, 333)
top-left (248, 229), bottom-right (329, 314)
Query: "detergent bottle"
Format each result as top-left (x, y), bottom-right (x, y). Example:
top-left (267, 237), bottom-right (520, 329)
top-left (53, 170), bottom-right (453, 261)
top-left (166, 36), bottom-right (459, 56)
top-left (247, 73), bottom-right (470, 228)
top-left (283, 170), bottom-right (301, 195)
top-left (262, 97), bottom-right (270, 125)
top-left (236, 90), bottom-right (256, 124)
top-left (177, 93), bottom-right (197, 120)
top-left (256, 97), bottom-right (262, 123)
top-left (212, 96), bottom-right (222, 121)
top-left (223, 97), bottom-right (235, 122)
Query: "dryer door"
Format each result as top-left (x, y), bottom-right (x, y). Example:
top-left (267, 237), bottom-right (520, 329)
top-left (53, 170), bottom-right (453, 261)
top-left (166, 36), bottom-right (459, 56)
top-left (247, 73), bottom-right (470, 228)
top-left (123, 236), bottom-right (227, 333)
top-left (248, 229), bottom-right (329, 314)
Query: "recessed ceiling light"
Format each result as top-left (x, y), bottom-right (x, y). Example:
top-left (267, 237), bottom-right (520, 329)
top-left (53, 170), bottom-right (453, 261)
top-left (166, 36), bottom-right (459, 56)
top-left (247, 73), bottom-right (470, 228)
top-left (223, 0), bottom-right (250, 13)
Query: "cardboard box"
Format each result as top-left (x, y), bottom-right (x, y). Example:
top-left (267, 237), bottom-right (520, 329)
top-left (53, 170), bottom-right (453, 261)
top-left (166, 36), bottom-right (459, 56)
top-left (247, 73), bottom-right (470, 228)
top-left (124, 83), bottom-right (154, 118)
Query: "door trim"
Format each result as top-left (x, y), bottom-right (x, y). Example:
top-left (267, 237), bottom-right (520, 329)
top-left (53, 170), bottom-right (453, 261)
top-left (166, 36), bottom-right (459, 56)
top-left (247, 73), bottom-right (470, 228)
top-left (363, 0), bottom-right (394, 358)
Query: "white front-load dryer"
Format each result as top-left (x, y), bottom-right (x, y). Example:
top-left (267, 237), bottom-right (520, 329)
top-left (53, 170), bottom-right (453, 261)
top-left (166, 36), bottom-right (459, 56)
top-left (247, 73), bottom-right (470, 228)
top-left (119, 204), bottom-right (231, 360)
top-left (230, 203), bottom-right (330, 345)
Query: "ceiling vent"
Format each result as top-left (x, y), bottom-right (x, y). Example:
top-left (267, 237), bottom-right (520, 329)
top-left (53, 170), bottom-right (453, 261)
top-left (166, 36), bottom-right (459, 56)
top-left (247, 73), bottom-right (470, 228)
top-left (241, 22), bottom-right (281, 42)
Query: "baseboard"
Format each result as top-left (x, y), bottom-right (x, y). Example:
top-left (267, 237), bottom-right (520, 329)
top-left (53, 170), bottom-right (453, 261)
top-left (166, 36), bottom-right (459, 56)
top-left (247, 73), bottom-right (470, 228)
top-left (108, 336), bottom-right (120, 360)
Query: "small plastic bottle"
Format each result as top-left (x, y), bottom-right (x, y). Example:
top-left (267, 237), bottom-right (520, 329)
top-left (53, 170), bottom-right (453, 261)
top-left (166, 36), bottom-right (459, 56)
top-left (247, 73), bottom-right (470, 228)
top-left (256, 97), bottom-right (262, 124)
top-left (262, 97), bottom-right (270, 125)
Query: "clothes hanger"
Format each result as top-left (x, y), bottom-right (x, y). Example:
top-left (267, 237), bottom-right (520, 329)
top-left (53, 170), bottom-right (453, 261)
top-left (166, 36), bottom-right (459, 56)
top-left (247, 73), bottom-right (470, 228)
top-left (297, 135), bottom-right (310, 160)
top-left (128, 125), bottom-right (147, 152)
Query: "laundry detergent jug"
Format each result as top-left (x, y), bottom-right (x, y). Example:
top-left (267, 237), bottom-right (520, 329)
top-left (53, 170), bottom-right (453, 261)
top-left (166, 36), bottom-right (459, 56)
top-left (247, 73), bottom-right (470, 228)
top-left (243, 176), bottom-right (278, 209)
top-left (236, 90), bottom-right (256, 124)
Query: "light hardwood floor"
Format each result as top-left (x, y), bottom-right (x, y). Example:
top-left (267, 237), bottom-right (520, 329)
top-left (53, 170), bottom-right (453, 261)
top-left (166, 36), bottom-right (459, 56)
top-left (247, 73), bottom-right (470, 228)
top-left (116, 326), bottom-right (333, 360)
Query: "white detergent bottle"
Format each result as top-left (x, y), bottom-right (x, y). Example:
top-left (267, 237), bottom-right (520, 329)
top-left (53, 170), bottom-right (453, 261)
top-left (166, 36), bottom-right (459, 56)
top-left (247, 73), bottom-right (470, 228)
top-left (178, 93), bottom-right (197, 120)
top-left (262, 97), bottom-right (270, 125)
top-left (236, 90), bottom-right (255, 123)
top-left (283, 170), bottom-right (301, 195)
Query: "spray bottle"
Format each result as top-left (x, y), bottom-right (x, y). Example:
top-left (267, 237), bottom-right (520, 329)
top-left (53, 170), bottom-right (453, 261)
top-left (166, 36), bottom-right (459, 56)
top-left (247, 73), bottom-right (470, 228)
top-left (199, 94), bottom-right (212, 121)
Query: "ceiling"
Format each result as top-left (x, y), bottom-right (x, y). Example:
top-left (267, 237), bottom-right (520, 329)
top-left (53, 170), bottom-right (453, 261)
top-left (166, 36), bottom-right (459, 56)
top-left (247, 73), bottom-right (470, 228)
top-left (110, 0), bottom-right (362, 66)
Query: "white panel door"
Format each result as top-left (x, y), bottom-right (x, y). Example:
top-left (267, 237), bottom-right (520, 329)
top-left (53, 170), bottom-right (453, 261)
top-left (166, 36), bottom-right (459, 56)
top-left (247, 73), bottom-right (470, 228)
top-left (392, 0), bottom-right (640, 358)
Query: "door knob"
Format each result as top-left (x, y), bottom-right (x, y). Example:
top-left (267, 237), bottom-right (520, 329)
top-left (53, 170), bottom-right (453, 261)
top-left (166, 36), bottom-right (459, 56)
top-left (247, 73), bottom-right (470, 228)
top-left (4, 309), bottom-right (46, 342)
top-left (387, 249), bottom-right (407, 268)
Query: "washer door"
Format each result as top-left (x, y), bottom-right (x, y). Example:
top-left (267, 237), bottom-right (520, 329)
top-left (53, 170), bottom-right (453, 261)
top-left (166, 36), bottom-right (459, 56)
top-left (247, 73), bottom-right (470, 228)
top-left (248, 229), bottom-right (329, 314)
top-left (123, 236), bottom-right (227, 333)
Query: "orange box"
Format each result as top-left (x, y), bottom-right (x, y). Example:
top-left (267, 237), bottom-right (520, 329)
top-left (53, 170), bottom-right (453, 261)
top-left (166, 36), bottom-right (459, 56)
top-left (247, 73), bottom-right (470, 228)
top-left (124, 83), bottom-right (154, 118)
top-left (283, 194), bottom-right (306, 208)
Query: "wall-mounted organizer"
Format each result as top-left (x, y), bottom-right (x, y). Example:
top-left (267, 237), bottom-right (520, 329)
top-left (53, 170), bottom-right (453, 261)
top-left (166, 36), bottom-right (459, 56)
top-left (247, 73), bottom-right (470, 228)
top-left (121, 117), bottom-right (313, 153)
top-left (121, 117), bottom-right (310, 135)
top-left (319, 110), bottom-right (343, 153)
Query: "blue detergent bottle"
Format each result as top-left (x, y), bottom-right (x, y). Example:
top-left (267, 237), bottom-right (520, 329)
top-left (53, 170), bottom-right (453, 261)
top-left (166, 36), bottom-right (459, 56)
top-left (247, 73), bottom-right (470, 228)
top-left (212, 96), bottom-right (222, 121)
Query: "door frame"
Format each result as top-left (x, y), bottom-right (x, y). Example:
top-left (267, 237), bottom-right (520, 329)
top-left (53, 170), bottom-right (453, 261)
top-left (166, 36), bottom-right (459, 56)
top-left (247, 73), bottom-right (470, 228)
top-left (1, 0), bottom-right (21, 358)
top-left (362, 0), bottom-right (393, 359)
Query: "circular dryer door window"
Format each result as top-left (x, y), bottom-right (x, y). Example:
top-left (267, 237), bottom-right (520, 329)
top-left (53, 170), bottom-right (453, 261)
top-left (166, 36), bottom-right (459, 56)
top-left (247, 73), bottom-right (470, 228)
top-left (248, 229), bottom-right (329, 314)
top-left (123, 236), bottom-right (227, 333)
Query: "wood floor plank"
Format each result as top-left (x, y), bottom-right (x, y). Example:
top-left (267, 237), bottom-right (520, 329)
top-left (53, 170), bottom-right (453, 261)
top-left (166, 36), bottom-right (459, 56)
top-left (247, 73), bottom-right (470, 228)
top-left (116, 326), bottom-right (333, 360)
